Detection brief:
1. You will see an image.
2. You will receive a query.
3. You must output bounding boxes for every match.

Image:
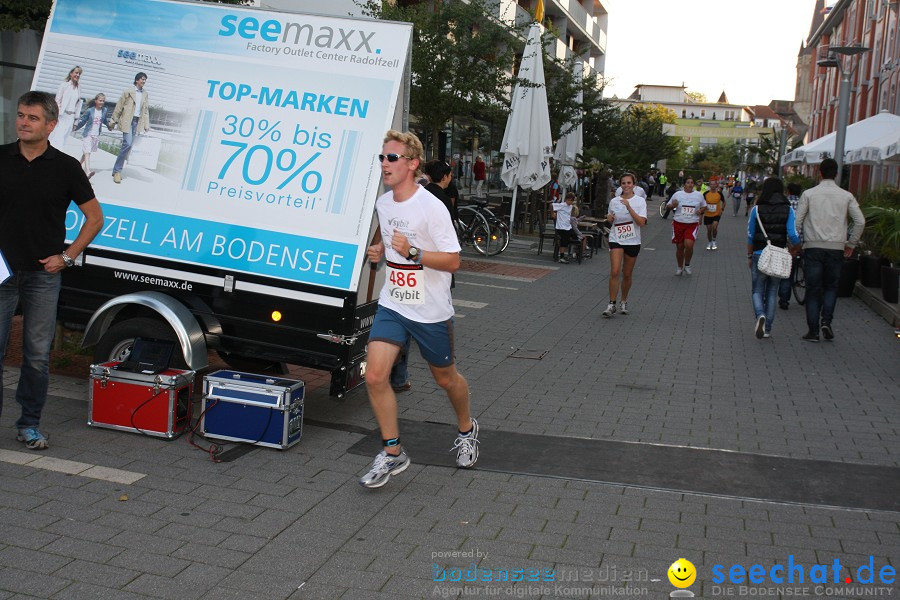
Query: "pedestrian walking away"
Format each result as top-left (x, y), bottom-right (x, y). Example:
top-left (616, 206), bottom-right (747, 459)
top-left (731, 181), bottom-right (743, 216)
top-left (794, 158), bottom-right (865, 342)
top-left (703, 179), bottom-right (725, 250)
top-left (747, 177), bottom-right (801, 339)
top-left (744, 179), bottom-right (757, 216)
top-left (360, 129), bottom-right (478, 489)
top-left (778, 182), bottom-right (804, 309)
top-left (602, 173), bottom-right (647, 318)
top-left (667, 176), bottom-right (706, 276)
top-left (0, 91), bottom-right (103, 450)
top-left (551, 190), bottom-right (577, 263)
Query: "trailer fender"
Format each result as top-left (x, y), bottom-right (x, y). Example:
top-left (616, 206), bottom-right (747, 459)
top-left (82, 291), bottom-right (208, 370)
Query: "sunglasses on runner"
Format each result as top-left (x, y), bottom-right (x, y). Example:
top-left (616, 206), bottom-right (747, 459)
top-left (378, 153), bottom-right (414, 162)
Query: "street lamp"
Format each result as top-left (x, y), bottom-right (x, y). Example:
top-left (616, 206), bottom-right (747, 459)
top-left (816, 45), bottom-right (869, 180)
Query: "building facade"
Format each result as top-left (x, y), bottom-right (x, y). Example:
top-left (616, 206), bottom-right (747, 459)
top-left (802, 0), bottom-right (900, 191)
top-left (613, 85), bottom-right (785, 169)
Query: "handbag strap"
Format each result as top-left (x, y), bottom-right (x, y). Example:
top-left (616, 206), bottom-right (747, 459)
top-left (754, 208), bottom-right (772, 245)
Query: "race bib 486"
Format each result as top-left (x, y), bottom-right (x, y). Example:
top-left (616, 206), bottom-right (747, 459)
top-left (386, 261), bottom-right (425, 305)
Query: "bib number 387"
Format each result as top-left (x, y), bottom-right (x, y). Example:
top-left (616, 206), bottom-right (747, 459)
top-left (387, 263), bottom-right (425, 305)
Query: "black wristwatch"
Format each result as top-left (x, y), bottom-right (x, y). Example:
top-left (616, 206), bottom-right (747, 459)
top-left (407, 246), bottom-right (420, 263)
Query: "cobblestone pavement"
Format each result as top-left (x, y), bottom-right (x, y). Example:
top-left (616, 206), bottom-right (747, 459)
top-left (1, 204), bottom-right (897, 599)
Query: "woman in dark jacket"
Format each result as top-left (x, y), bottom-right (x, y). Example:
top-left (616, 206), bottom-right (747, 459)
top-left (746, 177), bottom-right (801, 339)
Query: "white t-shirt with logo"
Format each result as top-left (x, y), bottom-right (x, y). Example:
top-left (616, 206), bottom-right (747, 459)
top-left (551, 201), bottom-right (573, 230)
top-left (376, 185), bottom-right (461, 323)
top-left (669, 190), bottom-right (707, 224)
top-left (607, 195), bottom-right (647, 245)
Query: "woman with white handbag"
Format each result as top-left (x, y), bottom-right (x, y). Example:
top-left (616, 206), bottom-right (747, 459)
top-left (747, 177), bottom-right (801, 339)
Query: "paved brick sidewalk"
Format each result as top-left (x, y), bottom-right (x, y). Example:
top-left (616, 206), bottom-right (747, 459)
top-left (0, 205), bottom-right (897, 599)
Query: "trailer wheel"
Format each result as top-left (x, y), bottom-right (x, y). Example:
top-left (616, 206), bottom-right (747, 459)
top-left (92, 317), bottom-right (189, 369)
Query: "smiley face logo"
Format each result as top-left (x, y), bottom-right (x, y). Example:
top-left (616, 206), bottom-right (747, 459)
top-left (668, 558), bottom-right (696, 588)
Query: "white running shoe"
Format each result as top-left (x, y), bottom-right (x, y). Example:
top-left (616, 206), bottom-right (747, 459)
top-left (359, 450), bottom-right (410, 488)
top-left (602, 302), bottom-right (616, 317)
top-left (706, 242), bottom-right (712, 250)
top-left (711, 241), bottom-right (718, 250)
top-left (453, 419), bottom-right (480, 468)
top-left (675, 268), bottom-right (683, 276)
top-left (684, 265), bottom-right (692, 276)
top-left (619, 301), bottom-right (629, 315)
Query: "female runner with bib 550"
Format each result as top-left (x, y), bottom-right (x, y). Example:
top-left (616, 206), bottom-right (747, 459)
top-left (602, 173), bottom-right (648, 317)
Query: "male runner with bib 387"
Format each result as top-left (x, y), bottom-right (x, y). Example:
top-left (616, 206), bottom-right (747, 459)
top-left (360, 130), bottom-right (479, 489)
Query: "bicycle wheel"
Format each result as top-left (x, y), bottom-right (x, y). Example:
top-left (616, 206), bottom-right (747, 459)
top-left (471, 220), bottom-right (493, 256)
top-left (459, 208), bottom-right (491, 256)
top-left (496, 220), bottom-right (511, 253)
top-left (476, 207), bottom-right (511, 255)
top-left (792, 256), bottom-right (806, 305)
top-left (480, 217), bottom-right (509, 256)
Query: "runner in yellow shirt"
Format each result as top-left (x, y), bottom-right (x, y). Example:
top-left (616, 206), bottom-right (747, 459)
top-left (703, 180), bottom-right (725, 250)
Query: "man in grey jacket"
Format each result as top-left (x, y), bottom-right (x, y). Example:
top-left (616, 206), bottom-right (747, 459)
top-left (795, 158), bottom-right (865, 342)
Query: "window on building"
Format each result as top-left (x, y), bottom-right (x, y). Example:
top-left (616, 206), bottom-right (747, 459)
top-left (701, 109), bottom-right (706, 117)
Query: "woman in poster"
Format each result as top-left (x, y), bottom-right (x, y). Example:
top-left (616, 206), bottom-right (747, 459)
top-left (48, 66), bottom-right (83, 149)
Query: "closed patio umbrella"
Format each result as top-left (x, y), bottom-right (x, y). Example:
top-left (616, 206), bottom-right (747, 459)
top-left (500, 22), bottom-right (553, 229)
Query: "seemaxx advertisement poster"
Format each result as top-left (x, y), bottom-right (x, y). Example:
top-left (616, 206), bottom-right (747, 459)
top-left (34, 0), bottom-right (411, 292)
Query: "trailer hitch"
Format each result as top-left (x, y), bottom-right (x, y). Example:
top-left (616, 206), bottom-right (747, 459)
top-left (316, 331), bottom-right (358, 346)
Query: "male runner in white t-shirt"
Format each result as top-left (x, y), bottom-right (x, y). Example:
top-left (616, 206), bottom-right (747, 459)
top-left (666, 176), bottom-right (707, 276)
top-left (359, 130), bottom-right (479, 488)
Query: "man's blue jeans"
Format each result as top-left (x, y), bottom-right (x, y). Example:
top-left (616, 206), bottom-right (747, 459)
top-left (0, 271), bottom-right (62, 428)
top-left (777, 257), bottom-right (797, 305)
top-left (803, 248), bottom-right (843, 334)
top-left (113, 117), bottom-right (139, 174)
top-left (751, 255), bottom-right (778, 333)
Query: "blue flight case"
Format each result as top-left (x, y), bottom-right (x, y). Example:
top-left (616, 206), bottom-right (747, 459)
top-left (200, 370), bottom-right (304, 450)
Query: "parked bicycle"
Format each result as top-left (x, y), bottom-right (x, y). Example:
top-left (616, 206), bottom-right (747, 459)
top-left (457, 199), bottom-right (510, 256)
top-left (454, 206), bottom-right (492, 256)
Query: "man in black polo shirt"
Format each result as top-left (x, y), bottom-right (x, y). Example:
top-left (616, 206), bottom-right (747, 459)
top-left (0, 91), bottom-right (103, 449)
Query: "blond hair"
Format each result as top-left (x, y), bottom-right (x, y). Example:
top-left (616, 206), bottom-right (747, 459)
top-left (571, 205), bottom-right (580, 217)
top-left (383, 129), bottom-right (424, 176)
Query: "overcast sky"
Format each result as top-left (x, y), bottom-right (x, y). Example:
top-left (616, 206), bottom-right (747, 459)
top-left (602, 0), bottom-right (820, 106)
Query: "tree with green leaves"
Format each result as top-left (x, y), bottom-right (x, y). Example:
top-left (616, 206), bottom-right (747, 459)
top-left (697, 141), bottom-right (743, 177)
top-left (585, 103), bottom-right (681, 175)
top-left (0, 0), bottom-right (52, 31)
top-left (743, 131), bottom-right (802, 174)
top-left (357, 0), bottom-right (520, 155)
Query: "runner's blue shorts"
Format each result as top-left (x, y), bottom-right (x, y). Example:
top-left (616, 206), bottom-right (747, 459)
top-left (369, 305), bottom-right (455, 367)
